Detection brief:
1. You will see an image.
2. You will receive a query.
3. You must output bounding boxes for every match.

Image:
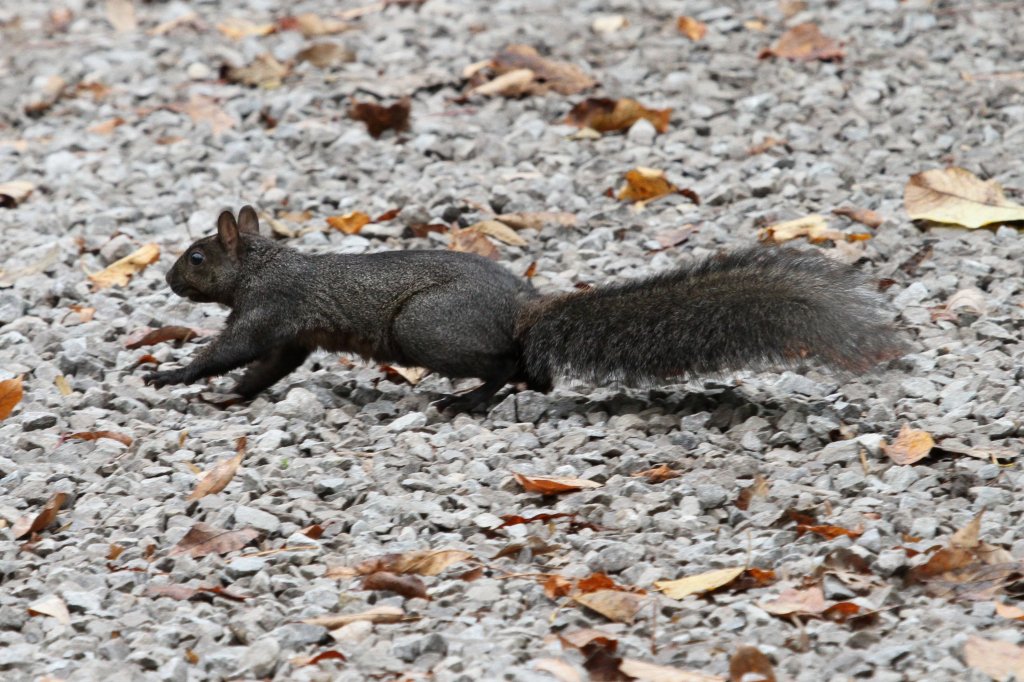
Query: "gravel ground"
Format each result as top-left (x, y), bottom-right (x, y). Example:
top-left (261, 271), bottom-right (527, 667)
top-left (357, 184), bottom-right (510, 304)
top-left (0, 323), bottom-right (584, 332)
top-left (2, 1), bottom-right (1024, 680)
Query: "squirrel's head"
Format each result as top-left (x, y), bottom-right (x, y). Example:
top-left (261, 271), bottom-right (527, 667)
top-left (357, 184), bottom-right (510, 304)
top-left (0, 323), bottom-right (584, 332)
top-left (166, 206), bottom-right (261, 306)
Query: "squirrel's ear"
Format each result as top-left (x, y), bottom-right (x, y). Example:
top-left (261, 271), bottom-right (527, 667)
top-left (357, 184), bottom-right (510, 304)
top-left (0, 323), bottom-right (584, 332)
top-left (237, 205), bottom-right (260, 235)
top-left (217, 209), bottom-right (240, 256)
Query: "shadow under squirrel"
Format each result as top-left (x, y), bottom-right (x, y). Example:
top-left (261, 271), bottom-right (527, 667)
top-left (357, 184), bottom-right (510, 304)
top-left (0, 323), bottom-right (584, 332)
top-left (144, 206), bottom-right (906, 411)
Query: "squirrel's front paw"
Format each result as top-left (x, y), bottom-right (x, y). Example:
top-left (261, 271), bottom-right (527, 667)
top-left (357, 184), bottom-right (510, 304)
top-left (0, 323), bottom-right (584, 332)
top-left (144, 369), bottom-right (187, 388)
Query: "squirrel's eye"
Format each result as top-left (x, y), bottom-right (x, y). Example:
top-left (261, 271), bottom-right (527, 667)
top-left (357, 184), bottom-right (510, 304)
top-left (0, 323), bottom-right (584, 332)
top-left (188, 251), bottom-right (205, 266)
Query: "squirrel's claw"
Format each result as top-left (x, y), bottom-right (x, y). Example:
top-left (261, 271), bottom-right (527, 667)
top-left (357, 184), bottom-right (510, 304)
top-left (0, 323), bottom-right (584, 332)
top-left (144, 369), bottom-right (187, 388)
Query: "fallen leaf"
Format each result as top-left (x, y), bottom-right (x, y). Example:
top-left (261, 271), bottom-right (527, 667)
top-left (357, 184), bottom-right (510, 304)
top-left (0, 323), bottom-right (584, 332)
top-left (0, 244), bottom-right (60, 285)
top-left (932, 288), bottom-right (988, 322)
top-left (297, 42), bottom-right (355, 68)
top-left (328, 549), bottom-right (473, 578)
top-left (759, 23), bottom-right (844, 62)
top-left (616, 167), bottom-right (697, 205)
top-left (735, 475), bottom-right (770, 510)
top-left (577, 572), bottom-right (642, 595)
top-left (187, 437), bottom-right (246, 501)
top-left (449, 227), bottom-right (499, 259)
top-left (349, 98), bottom-right (411, 138)
top-left (514, 473), bottom-right (603, 495)
top-left (632, 464), bottom-right (680, 483)
top-left (544, 574), bottom-right (574, 599)
top-left (523, 261), bottom-right (538, 278)
top-left (145, 584), bottom-right (247, 602)
top-left (168, 522), bottom-right (259, 558)
top-left (493, 536), bottom-right (560, 560)
top-left (795, 523), bottom-right (863, 540)
top-left (556, 630), bottom-right (624, 680)
top-left (677, 16), bottom-right (708, 41)
top-left (289, 650), bottom-right (347, 666)
top-left (881, 424), bottom-right (934, 465)
top-left (473, 44), bottom-right (595, 97)
top-left (963, 635), bottom-right (1024, 680)
top-left (565, 98), bottom-right (672, 134)
top-left (278, 13), bottom-right (350, 36)
top-left (995, 602), bottom-right (1024, 621)
top-left (87, 243), bottom-right (159, 288)
top-left (469, 220), bottom-right (528, 246)
top-left (124, 325), bottom-right (205, 349)
top-left (88, 117), bottom-right (126, 135)
top-left (495, 211), bottom-right (576, 230)
top-left (182, 94), bottom-right (237, 136)
top-left (27, 595), bottom-right (71, 625)
top-left (63, 431), bottom-right (133, 447)
top-left (728, 646), bottom-right (776, 682)
top-left (832, 206), bottom-right (884, 228)
top-left (361, 571), bottom-right (428, 600)
top-left (0, 376), bottom-right (23, 420)
top-left (12, 492), bottom-right (68, 540)
top-left (108, 544), bottom-right (125, 561)
top-left (656, 567), bottom-right (745, 600)
top-left (24, 75), bottom-right (67, 115)
top-left (381, 364), bottom-right (429, 385)
top-left (904, 167), bottom-right (1024, 228)
top-left (54, 375), bottom-right (72, 396)
top-left (759, 586), bottom-right (861, 621)
top-left (758, 214), bottom-right (869, 244)
top-left (0, 180), bottom-right (35, 208)
top-left (573, 589), bottom-right (645, 623)
top-left (592, 15), bottom-right (627, 34)
top-left (217, 17), bottom-right (275, 40)
top-left (104, 0), bottom-right (136, 33)
top-left (303, 605), bottom-right (406, 628)
top-left (225, 53), bottom-right (290, 88)
top-left (148, 10), bottom-right (198, 36)
top-left (533, 658), bottom-right (583, 682)
top-left (326, 211), bottom-right (372, 234)
top-left (619, 658), bottom-right (726, 682)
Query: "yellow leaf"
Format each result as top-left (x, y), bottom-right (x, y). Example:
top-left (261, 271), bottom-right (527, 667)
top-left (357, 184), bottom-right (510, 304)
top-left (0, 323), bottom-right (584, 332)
top-left (326, 211), bottom-right (371, 234)
top-left (654, 566), bottom-right (745, 600)
top-left (0, 376), bottom-right (23, 420)
top-left (616, 167), bottom-right (679, 203)
top-left (470, 220), bottom-right (528, 246)
top-left (677, 16), bottom-right (707, 41)
top-left (88, 243), bottom-right (160, 289)
top-left (904, 167), bottom-right (1024, 228)
top-left (881, 424), bottom-right (934, 466)
top-left (758, 214), bottom-right (869, 244)
top-left (217, 18), bottom-right (275, 40)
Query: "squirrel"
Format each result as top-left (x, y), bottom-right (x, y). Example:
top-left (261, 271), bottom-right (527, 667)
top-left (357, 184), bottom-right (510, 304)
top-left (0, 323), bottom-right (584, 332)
top-left (143, 206), bottom-right (906, 412)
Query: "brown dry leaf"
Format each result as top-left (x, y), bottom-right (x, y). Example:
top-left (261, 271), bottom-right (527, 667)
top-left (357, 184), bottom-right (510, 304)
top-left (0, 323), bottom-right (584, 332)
top-left (27, 595), bottom-right (71, 625)
top-left (632, 464), bottom-right (681, 483)
top-left (619, 658), bottom-right (726, 682)
top-left (904, 167), bottom-right (1024, 228)
top-left (677, 16), bottom-right (708, 41)
top-left (470, 220), bottom-right (528, 246)
top-left (361, 571), bottom-right (428, 600)
top-left (995, 602), bottom-right (1024, 621)
top-left (655, 567), bottom-right (745, 600)
top-left (182, 95), bottom-right (237, 135)
top-left (0, 180), bottom-right (36, 208)
top-left (87, 243), bottom-right (159, 288)
top-left (105, 0), bottom-right (136, 33)
top-left (758, 214), bottom-right (868, 244)
top-left (278, 13), bottom-right (350, 36)
top-left (963, 636), bottom-right (1024, 680)
top-left (289, 650), bottom-right (347, 667)
top-left (617, 167), bottom-right (693, 204)
top-left (349, 98), bottom-right (411, 138)
top-left (87, 117), bottom-right (126, 135)
top-left (226, 53), bottom-right (289, 88)
top-left (952, 511), bottom-right (983, 549)
top-left (729, 646), bottom-right (776, 682)
top-left (388, 549), bottom-right (474, 576)
top-left (64, 431), bottom-right (132, 447)
top-left (217, 17), bottom-right (275, 40)
top-left (12, 492), bottom-right (68, 539)
top-left (565, 98), bottom-right (672, 134)
top-left (881, 424), bottom-right (934, 465)
top-left (297, 42), bottom-right (355, 68)
top-left (514, 473), bottom-right (603, 495)
top-left (168, 522), bottom-right (259, 558)
top-left (573, 589), bottom-right (645, 623)
top-left (832, 206), bottom-right (884, 228)
top-left (795, 523), bottom-right (864, 541)
top-left (479, 44), bottom-right (596, 96)
top-left (145, 583), bottom-right (247, 602)
top-left (759, 23), bottom-right (844, 62)
top-left (470, 68), bottom-right (536, 97)
top-left (124, 325), bottom-right (206, 349)
top-left (0, 376), bottom-right (23, 420)
top-left (495, 211), bottom-right (577, 230)
top-left (759, 586), bottom-right (829, 615)
top-left (449, 227), bottom-right (499, 260)
top-left (735, 475), bottom-right (770, 510)
top-left (533, 658), bottom-right (583, 682)
top-left (381, 364), bottom-right (429, 385)
top-left (187, 437), bottom-right (246, 501)
top-left (544, 574), bottom-right (574, 599)
top-left (148, 10), bottom-right (199, 36)
top-left (326, 212), bottom-right (372, 234)
top-left (303, 605), bottom-right (406, 629)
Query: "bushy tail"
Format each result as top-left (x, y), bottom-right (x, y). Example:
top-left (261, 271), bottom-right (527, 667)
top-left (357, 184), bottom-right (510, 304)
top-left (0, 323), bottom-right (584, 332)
top-left (517, 247), bottom-right (906, 387)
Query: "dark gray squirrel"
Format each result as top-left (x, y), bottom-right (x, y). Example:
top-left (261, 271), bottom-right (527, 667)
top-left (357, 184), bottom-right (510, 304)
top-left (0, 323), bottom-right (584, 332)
top-left (143, 205), bottom-right (906, 411)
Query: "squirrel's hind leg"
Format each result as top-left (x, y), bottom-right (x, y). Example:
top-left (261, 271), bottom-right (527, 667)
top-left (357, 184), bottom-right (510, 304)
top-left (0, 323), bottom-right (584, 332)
top-left (234, 343), bottom-right (311, 398)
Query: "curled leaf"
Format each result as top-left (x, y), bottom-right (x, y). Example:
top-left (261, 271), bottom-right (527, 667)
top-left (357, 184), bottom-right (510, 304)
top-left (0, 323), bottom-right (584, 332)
top-left (655, 566), bottom-right (745, 600)
top-left (904, 167), bottom-right (1024, 228)
top-left (326, 212), bottom-right (372, 234)
top-left (0, 376), bottom-right (24, 420)
top-left (881, 424), bottom-right (934, 465)
top-left (349, 98), bottom-right (411, 139)
top-left (513, 473), bottom-right (602, 495)
top-left (759, 23), bottom-right (844, 62)
top-left (565, 98), bottom-right (672, 134)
